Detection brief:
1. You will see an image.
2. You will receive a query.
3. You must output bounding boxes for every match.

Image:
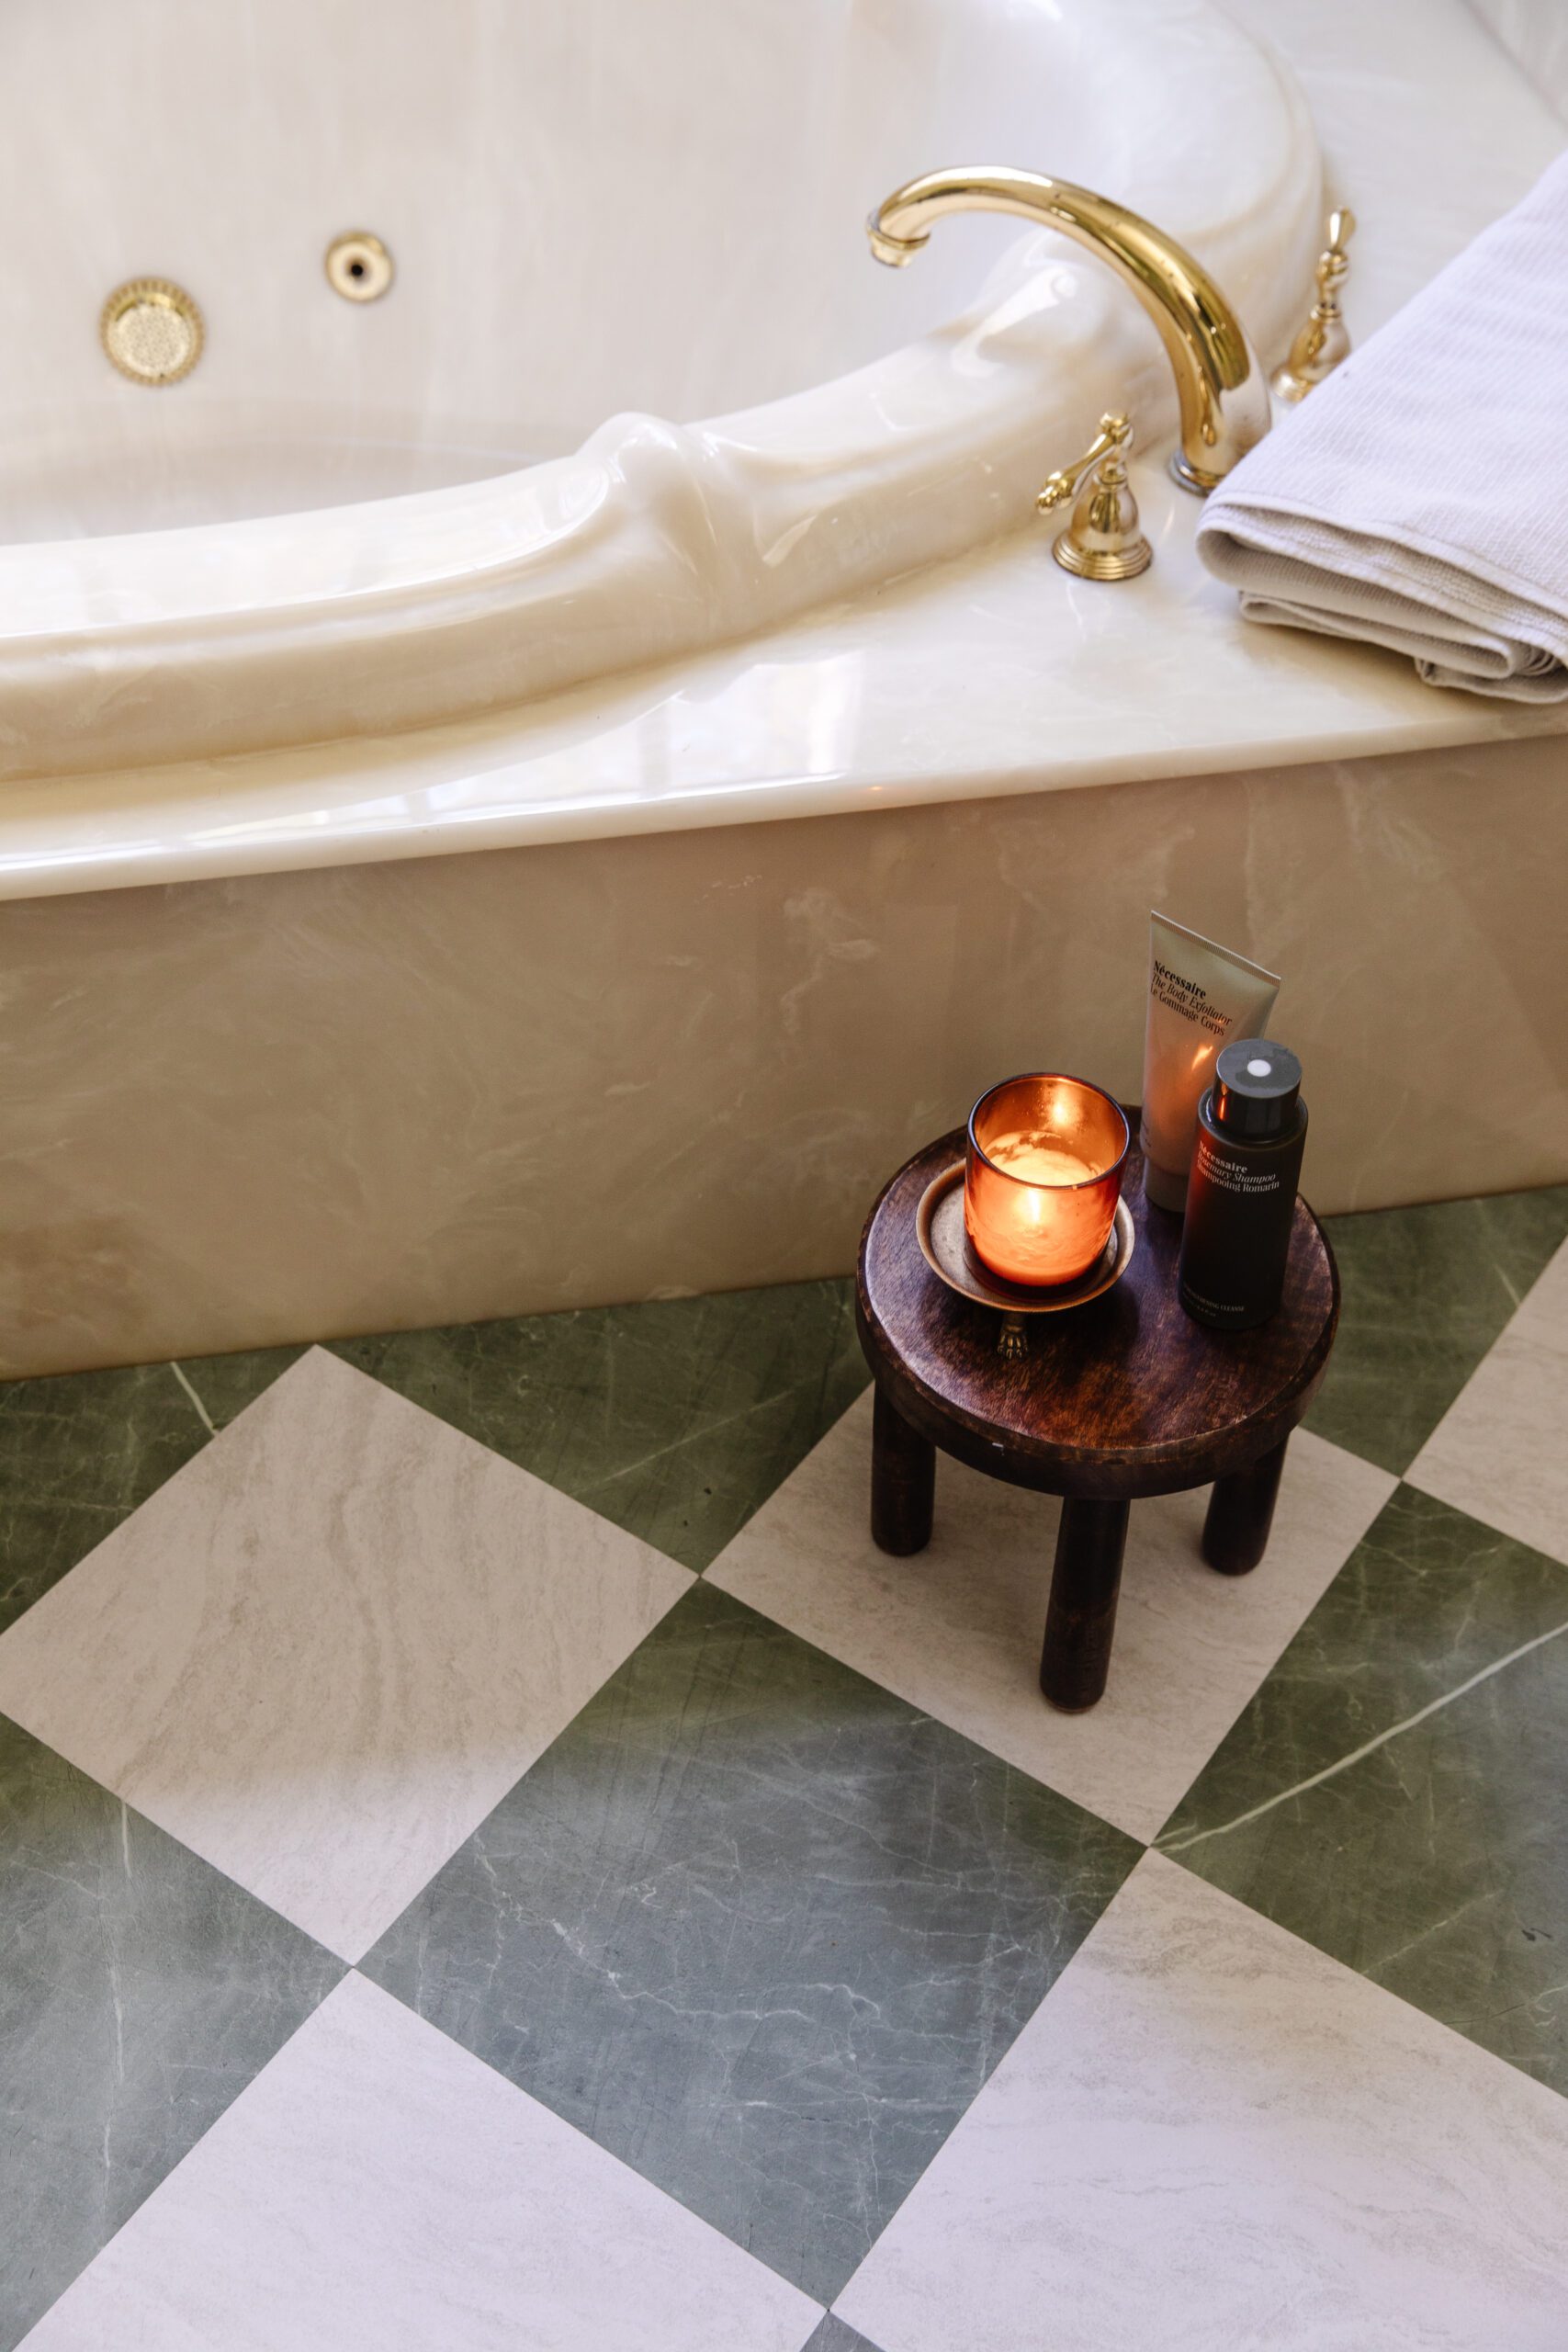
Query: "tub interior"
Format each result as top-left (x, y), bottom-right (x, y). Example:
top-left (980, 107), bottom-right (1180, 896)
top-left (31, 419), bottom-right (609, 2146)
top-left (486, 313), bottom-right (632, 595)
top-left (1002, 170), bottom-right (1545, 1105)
top-left (3, 0), bottom-right (1161, 543)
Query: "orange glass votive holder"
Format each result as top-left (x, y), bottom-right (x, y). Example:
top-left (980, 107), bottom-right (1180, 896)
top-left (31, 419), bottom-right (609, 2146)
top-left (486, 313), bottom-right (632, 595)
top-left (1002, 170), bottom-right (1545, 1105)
top-left (964, 1074), bottom-right (1131, 1286)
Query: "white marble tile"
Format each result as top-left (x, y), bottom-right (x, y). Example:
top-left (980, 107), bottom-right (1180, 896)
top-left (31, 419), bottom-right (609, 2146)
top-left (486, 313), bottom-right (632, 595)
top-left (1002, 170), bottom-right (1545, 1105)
top-left (835, 1852), bottom-right (1568, 2352)
top-left (1410, 1237), bottom-right (1568, 1567)
top-left (0, 1350), bottom-right (691, 1961)
top-left (709, 1395), bottom-right (1393, 1841)
top-left (20, 1972), bottom-right (820, 2352)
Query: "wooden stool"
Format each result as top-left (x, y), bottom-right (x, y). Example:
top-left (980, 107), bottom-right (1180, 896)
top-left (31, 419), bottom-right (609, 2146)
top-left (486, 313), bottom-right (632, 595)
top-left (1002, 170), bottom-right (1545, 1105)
top-left (856, 1131), bottom-right (1338, 1712)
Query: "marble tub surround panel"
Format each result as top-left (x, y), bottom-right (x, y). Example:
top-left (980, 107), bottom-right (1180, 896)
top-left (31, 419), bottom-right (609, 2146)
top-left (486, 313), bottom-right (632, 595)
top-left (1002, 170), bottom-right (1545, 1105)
top-left (5, 734), bottom-right (1566, 1384)
top-left (0, 1713), bottom-right (343, 2350)
top-left (1304, 1184), bottom-right (1568, 1475)
top-left (18, 1974), bottom-right (819, 2352)
top-left (833, 1853), bottom-right (1568, 2352)
top-left (0, 1349), bottom-right (691, 1962)
top-left (336, 1279), bottom-right (867, 1573)
top-left (0, 0), bottom-right (1318, 780)
top-left (710, 1395), bottom-right (1394, 1842)
top-left (1410, 1234), bottom-right (1568, 1565)
top-left (1159, 1484), bottom-right (1568, 2090)
top-left (362, 1581), bottom-right (1141, 2304)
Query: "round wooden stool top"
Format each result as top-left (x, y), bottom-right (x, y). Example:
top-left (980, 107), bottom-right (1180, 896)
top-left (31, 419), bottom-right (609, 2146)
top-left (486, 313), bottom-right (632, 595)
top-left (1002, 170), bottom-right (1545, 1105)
top-left (857, 1129), bottom-right (1337, 1503)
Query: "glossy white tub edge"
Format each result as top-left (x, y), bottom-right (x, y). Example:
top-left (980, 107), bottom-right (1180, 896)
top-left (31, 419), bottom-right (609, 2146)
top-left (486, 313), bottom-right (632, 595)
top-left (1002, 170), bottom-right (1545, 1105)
top-left (0, 0), bottom-right (1319, 779)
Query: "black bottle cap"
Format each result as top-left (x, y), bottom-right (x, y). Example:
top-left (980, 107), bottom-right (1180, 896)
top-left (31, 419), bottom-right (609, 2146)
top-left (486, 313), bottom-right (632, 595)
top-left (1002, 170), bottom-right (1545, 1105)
top-left (1212, 1038), bottom-right (1303, 1138)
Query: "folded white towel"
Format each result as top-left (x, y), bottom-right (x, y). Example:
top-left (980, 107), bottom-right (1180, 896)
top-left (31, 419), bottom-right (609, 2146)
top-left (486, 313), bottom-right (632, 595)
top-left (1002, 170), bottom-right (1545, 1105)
top-left (1197, 149), bottom-right (1568, 700)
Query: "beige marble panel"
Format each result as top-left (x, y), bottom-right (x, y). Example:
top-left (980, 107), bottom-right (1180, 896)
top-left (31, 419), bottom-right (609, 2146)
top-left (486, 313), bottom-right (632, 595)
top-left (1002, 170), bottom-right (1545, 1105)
top-left (0, 732), bottom-right (1563, 1377)
top-left (0, 1350), bottom-right (692, 1960)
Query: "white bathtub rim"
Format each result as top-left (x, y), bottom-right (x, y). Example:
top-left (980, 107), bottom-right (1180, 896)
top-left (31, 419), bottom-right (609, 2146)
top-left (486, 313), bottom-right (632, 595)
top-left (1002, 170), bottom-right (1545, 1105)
top-left (2, 465), bottom-right (1564, 912)
top-left (0, 8), bottom-right (1320, 781)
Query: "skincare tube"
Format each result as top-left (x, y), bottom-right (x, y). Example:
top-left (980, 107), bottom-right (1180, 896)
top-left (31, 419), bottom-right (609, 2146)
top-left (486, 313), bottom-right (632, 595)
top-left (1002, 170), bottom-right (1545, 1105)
top-left (1140, 912), bottom-right (1280, 1212)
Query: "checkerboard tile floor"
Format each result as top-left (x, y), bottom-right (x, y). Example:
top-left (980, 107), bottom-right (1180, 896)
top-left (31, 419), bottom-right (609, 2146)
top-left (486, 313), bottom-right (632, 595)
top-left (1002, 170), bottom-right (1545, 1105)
top-left (2, 1195), bottom-right (1565, 2347)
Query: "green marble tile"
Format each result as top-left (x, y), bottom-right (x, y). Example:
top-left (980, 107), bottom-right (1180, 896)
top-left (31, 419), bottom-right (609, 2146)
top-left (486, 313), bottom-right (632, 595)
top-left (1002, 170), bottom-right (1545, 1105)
top-left (365, 1583), bottom-right (1139, 2303)
top-left (1310, 1184), bottom-right (1568, 1475)
top-left (0, 1712), bottom-right (342, 2347)
top-left (1160, 1486), bottom-right (1568, 2093)
top-left (333, 1279), bottom-right (868, 1571)
top-left (806, 2320), bottom-right (886, 2352)
top-left (167, 1343), bottom-right (305, 1430)
top-left (0, 1345), bottom-right (299, 1634)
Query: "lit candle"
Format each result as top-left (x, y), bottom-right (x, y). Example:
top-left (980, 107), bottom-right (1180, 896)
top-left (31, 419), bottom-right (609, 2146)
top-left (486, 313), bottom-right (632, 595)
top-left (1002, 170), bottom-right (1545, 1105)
top-left (964, 1074), bottom-right (1130, 1286)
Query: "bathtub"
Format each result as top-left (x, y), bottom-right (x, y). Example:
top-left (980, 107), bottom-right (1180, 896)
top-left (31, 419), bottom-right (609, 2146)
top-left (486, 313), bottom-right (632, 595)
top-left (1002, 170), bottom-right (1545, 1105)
top-left (0, 0), bottom-right (1318, 778)
top-left (3, 0), bottom-right (1565, 1383)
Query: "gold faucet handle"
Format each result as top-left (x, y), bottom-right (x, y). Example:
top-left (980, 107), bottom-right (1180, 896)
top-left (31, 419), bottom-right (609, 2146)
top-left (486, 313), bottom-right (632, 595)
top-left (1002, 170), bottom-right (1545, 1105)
top-left (1316, 207), bottom-right (1355, 300)
top-left (1036, 413), bottom-right (1132, 513)
top-left (1271, 203), bottom-right (1357, 402)
top-left (1036, 412), bottom-right (1152, 582)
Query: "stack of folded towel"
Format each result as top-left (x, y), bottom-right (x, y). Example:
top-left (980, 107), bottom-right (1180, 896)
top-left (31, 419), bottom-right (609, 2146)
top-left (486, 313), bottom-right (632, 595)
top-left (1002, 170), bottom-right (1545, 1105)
top-left (1197, 148), bottom-right (1568, 701)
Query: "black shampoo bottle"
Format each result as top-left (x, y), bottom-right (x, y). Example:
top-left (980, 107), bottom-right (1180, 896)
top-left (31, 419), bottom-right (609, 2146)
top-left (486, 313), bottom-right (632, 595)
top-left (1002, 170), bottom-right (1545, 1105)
top-left (1179, 1038), bottom-right (1307, 1331)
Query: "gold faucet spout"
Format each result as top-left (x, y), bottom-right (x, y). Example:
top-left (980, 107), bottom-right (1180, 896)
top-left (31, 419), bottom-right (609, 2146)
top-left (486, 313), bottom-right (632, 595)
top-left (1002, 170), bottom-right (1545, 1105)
top-left (866, 165), bottom-right (1270, 493)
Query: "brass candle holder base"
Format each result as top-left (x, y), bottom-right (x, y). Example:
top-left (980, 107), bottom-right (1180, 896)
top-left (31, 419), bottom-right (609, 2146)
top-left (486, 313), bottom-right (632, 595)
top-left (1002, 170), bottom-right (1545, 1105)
top-left (915, 1164), bottom-right (1136, 1355)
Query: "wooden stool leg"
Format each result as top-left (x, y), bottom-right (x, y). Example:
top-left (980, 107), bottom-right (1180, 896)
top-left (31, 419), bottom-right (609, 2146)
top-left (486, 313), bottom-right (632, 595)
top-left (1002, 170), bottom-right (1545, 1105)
top-left (1040, 1498), bottom-right (1129, 1713)
top-left (1202, 1437), bottom-right (1289, 1577)
top-left (871, 1384), bottom-right (935, 1555)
